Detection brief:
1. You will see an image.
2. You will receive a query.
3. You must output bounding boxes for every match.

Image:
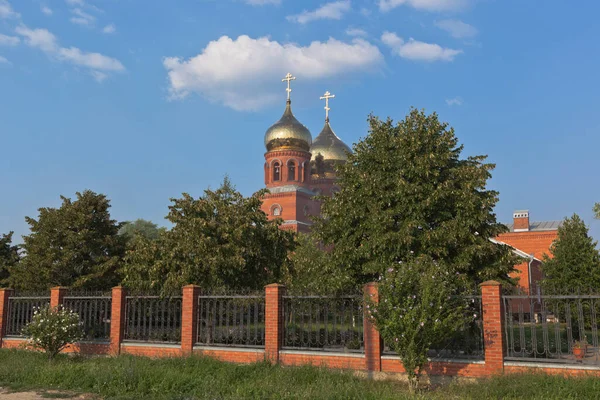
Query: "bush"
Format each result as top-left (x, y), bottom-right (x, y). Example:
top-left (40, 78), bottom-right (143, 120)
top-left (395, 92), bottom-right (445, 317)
top-left (23, 305), bottom-right (84, 360)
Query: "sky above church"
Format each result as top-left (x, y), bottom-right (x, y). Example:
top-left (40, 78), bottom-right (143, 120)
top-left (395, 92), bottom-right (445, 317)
top-left (1, 0), bottom-right (599, 242)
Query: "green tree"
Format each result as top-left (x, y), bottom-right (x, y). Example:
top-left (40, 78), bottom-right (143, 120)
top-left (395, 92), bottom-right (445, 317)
top-left (594, 203), bottom-right (599, 220)
top-left (122, 178), bottom-right (294, 295)
top-left (118, 219), bottom-right (165, 242)
top-left (9, 190), bottom-right (125, 291)
top-left (541, 214), bottom-right (600, 293)
top-left (314, 109), bottom-right (516, 290)
top-left (0, 232), bottom-right (20, 286)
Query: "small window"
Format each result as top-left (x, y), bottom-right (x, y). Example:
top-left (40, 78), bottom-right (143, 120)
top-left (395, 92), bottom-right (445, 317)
top-left (288, 161), bottom-right (296, 181)
top-left (273, 162), bottom-right (281, 181)
top-left (273, 206), bottom-right (281, 216)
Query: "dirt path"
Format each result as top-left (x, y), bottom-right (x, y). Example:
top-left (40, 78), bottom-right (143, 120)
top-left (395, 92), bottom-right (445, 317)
top-left (0, 388), bottom-right (97, 399)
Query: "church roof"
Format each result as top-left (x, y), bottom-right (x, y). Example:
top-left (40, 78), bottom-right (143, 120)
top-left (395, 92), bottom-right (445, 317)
top-left (264, 100), bottom-right (312, 152)
top-left (310, 121), bottom-right (351, 162)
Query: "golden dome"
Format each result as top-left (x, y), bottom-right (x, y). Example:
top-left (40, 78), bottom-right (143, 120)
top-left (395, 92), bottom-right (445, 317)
top-left (310, 121), bottom-right (351, 161)
top-left (264, 100), bottom-right (312, 152)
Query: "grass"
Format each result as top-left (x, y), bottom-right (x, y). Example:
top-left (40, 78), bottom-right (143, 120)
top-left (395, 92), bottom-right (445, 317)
top-left (0, 349), bottom-right (599, 399)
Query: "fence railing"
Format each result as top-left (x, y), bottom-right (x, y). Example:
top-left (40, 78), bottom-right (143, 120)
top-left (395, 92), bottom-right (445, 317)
top-left (503, 294), bottom-right (600, 365)
top-left (63, 295), bottom-right (111, 341)
top-left (283, 295), bottom-right (364, 352)
top-left (124, 296), bottom-right (182, 343)
top-left (196, 294), bottom-right (265, 347)
top-left (5, 295), bottom-right (51, 337)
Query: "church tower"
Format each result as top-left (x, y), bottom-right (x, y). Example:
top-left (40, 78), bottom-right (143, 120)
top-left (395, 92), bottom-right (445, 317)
top-left (261, 73), bottom-right (318, 233)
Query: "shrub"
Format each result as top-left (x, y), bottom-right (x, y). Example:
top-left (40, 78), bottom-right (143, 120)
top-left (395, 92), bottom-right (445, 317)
top-left (23, 305), bottom-right (84, 360)
top-left (368, 256), bottom-right (469, 391)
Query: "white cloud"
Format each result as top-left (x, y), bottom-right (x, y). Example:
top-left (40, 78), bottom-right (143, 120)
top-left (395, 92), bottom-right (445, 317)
top-left (164, 34), bottom-right (383, 111)
top-left (41, 6), bottom-right (53, 16)
top-left (0, 55), bottom-right (10, 65)
top-left (435, 19), bottom-right (477, 38)
top-left (287, 1), bottom-right (351, 24)
top-left (16, 25), bottom-right (125, 79)
top-left (381, 31), bottom-right (462, 62)
top-left (346, 27), bottom-right (367, 37)
top-left (70, 8), bottom-right (95, 26)
top-left (0, 0), bottom-right (19, 19)
top-left (446, 97), bottom-right (463, 106)
top-left (0, 33), bottom-right (19, 46)
top-left (102, 24), bottom-right (116, 34)
top-left (378, 0), bottom-right (467, 12)
top-left (66, 0), bottom-right (85, 5)
top-left (245, 0), bottom-right (280, 4)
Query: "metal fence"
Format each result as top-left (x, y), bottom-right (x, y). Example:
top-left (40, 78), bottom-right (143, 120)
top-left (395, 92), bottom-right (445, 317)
top-left (5, 295), bottom-right (51, 337)
top-left (63, 295), bottom-right (111, 341)
top-left (503, 294), bottom-right (600, 365)
top-left (283, 295), bottom-right (364, 352)
top-left (196, 294), bottom-right (265, 347)
top-left (124, 296), bottom-right (182, 343)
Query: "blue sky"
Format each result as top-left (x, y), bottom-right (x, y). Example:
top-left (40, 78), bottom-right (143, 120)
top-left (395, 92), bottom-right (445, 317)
top-left (1, 0), bottom-right (599, 243)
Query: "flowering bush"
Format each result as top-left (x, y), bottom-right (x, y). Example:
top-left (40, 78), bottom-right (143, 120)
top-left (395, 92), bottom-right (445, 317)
top-left (367, 256), bottom-right (468, 391)
top-left (23, 305), bottom-right (84, 360)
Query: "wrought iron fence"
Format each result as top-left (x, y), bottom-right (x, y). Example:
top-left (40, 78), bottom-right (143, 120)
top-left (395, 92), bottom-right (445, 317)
top-left (503, 294), bottom-right (600, 365)
top-left (283, 295), bottom-right (364, 352)
top-left (63, 295), bottom-right (111, 341)
top-left (5, 295), bottom-right (50, 337)
top-left (196, 294), bottom-right (265, 347)
top-left (381, 295), bottom-right (484, 360)
top-left (124, 296), bottom-right (182, 343)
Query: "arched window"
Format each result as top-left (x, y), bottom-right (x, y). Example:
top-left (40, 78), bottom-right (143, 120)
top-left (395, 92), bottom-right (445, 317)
top-left (288, 160), bottom-right (296, 181)
top-left (272, 204), bottom-right (282, 216)
top-left (273, 162), bottom-right (280, 181)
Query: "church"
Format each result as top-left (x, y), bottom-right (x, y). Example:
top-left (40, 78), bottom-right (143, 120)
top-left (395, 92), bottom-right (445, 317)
top-left (260, 73), bottom-right (351, 233)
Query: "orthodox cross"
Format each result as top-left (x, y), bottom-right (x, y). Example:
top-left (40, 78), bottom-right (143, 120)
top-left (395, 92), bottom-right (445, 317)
top-left (320, 91), bottom-right (335, 121)
top-left (282, 73), bottom-right (296, 101)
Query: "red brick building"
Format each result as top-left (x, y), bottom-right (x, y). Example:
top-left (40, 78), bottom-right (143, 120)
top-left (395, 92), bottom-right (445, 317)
top-left (260, 79), bottom-right (351, 233)
top-left (495, 210), bottom-right (561, 294)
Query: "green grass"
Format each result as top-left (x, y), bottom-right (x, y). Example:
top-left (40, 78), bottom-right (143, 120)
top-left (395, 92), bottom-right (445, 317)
top-left (0, 349), bottom-right (599, 399)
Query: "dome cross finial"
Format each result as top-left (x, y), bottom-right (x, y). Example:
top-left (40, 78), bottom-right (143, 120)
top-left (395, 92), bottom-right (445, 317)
top-left (282, 73), bottom-right (296, 101)
top-left (320, 91), bottom-right (335, 122)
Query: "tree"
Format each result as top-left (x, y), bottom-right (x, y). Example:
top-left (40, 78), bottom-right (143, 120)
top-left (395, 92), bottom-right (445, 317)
top-left (0, 232), bottom-right (19, 286)
top-left (541, 214), bottom-right (600, 293)
top-left (314, 109), bottom-right (516, 290)
top-left (9, 190), bottom-right (125, 291)
top-left (118, 219), bottom-right (165, 242)
top-left (122, 178), bottom-right (294, 295)
top-left (594, 203), bottom-right (599, 220)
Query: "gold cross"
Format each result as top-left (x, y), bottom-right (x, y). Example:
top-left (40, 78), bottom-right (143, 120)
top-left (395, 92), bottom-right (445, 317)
top-left (282, 73), bottom-right (296, 101)
top-left (320, 91), bottom-right (335, 121)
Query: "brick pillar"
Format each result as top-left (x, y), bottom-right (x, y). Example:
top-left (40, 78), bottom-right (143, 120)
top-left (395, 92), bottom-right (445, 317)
top-left (480, 280), bottom-right (505, 374)
top-left (364, 282), bottom-right (382, 372)
top-left (50, 287), bottom-right (68, 308)
top-left (181, 285), bottom-right (200, 355)
top-left (0, 288), bottom-right (13, 347)
top-left (265, 283), bottom-right (285, 364)
top-left (110, 286), bottom-right (127, 355)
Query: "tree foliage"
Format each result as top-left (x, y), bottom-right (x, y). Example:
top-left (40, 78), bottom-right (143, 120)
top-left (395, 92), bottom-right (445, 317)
top-left (122, 178), bottom-right (294, 295)
top-left (542, 214), bottom-right (600, 293)
top-left (314, 109), bottom-right (516, 290)
top-left (9, 190), bottom-right (125, 291)
top-left (118, 219), bottom-right (165, 242)
top-left (24, 305), bottom-right (83, 360)
top-left (0, 232), bottom-right (19, 286)
top-left (594, 203), bottom-right (599, 220)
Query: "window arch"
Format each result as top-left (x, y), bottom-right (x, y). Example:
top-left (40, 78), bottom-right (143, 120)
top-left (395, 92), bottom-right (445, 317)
top-left (271, 204), bottom-right (282, 217)
top-left (287, 160), bottom-right (296, 181)
top-left (273, 161), bottom-right (281, 182)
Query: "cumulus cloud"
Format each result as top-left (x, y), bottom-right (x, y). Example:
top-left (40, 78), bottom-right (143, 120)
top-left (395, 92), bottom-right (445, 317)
top-left (346, 27), bottom-right (367, 37)
top-left (446, 97), bottom-right (463, 106)
top-left (0, 0), bottom-right (19, 19)
top-left (0, 33), bottom-right (19, 46)
top-left (164, 34), bottom-right (383, 111)
top-left (381, 31), bottom-right (462, 62)
top-left (102, 24), bottom-right (116, 34)
top-left (287, 1), bottom-right (351, 24)
top-left (378, 0), bottom-right (467, 12)
top-left (245, 0), bottom-right (280, 4)
top-left (41, 6), bottom-right (53, 16)
top-left (16, 25), bottom-right (125, 79)
top-left (0, 55), bottom-right (10, 65)
top-left (435, 19), bottom-right (477, 38)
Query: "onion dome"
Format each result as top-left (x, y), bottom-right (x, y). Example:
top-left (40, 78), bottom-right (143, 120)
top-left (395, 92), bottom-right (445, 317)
top-left (310, 121), bottom-right (351, 162)
top-left (264, 100), bottom-right (312, 152)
